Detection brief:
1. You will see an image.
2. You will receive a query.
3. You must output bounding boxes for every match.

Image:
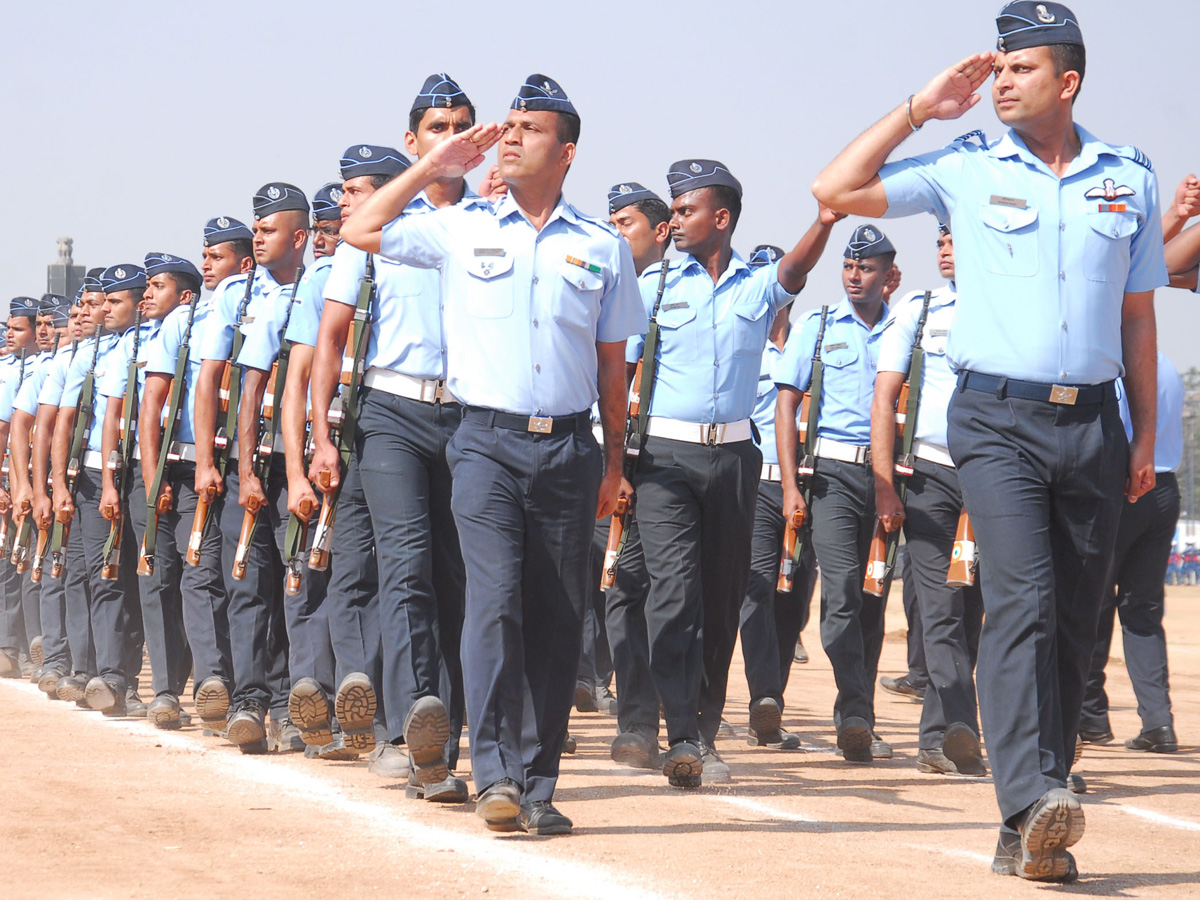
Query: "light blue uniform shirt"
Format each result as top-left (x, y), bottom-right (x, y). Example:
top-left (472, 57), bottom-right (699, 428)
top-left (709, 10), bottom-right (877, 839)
top-left (38, 340), bottom-right (92, 410)
top-left (876, 284), bottom-right (958, 448)
top-left (775, 298), bottom-right (889, 446)
top-left (238, 265), bottom-right (312, 371)
top-left (380, 193), bottom-right (645, 416)
top-left (0, 352), bottom-right (45, 423)
top-left (60, 332), bottom-right (124, 454)
top-left (143, 301), bottom-right (211, 445)
top-left (281, 256), bottom-right (334, 349)
top-left (753, 342), bottom-right (785, 466)
top-left (879, 126), bottom-right (1169, 384)
top-left (626, 256), bottom-right (794, 423)
top-left (328, 191), bottom-right (490, 379)
top-left (5, 350), bottom-right (61, 423)
top-left (97, 319), bottom-right (161, 444)
top-left (1117, 351), bottom-right (1183, 473)
top-left (197, 266), bottom-right (280, 364)
top-left (19, 346), bottom-right (75, 417)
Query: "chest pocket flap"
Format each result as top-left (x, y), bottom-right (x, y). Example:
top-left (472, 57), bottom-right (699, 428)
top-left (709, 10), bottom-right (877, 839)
top-left (979, 204), bottom-right (1038, 233)
top-left (559, 263), bottom-right (604, 292)
top-left (656, 305), bottom-right (697, 329)
top-left (977, 203), bottom-right (1039, 277)
top-left (1087, 210), bottom-right (1140, 241)
top-left (821, 340), bottom-right (859, 369)
top-left (467, 255), bottom-right (514, 280)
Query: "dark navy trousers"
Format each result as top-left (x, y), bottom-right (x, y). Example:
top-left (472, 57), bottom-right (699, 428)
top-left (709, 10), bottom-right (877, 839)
top-left (900, 556), bottom-right (930, 689)
top-left (358, 389), bottom-right (463, 756)
top-left (948, 384), bottom-right (1127, 831)
top-left (448, 415), bottom-right (601, 803)
top-left (809, 457), bottom-right (891, 730)
top-left (740, 478), bottom-right (817, 710)
top-left (601, 513), bottom-right (658, 736)
top-left (579, 517), bottom-right (615, 692)
top-left (635, 436), bottom-right (760, 747)
top-left (1081, 473), bottom-right (1178, 734)
top-left (901, 458), bottom-right (983, 750)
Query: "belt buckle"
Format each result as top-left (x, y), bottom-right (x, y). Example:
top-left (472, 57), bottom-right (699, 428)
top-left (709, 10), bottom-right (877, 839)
top-left (1049, 385), bottom-right (1078, 405)
top-left (433, 381), bottom-right (446, 404)
top-left (527, 416), bottom-right (554, 434)
top-left (701, 423), bottom-right (725, 446)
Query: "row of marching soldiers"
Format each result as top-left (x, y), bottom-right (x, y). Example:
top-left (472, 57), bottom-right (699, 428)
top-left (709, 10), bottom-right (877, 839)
top-left (0, 68), bottom-right (1187, 841)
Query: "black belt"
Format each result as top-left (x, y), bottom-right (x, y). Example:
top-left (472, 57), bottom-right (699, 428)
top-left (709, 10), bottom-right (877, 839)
top-left (958, 371), bottom-right (1116, 406)
top-left (462, 406), bottom-right (591, 435)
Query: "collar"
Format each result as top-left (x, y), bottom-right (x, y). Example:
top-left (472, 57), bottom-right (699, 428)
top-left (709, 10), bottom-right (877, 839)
top-left (410, 185), bottom-right (488, 214)
top-left (680, 251), bottom-right (751, 291)
top-left (989, 124), bottom-right (1111, 176)
top-left (832, 296), bottom-right (889, 330)
top-left (494, 191), bottom-right (578, 228)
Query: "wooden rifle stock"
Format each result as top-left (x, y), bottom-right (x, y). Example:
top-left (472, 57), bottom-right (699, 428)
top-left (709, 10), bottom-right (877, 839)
top-left (863, 519), bottom-right (891, 597)
top-left (30, 526), bottom-right (50, 582)
top-left (777, 508), bottom-right (806, 593)
top-left (49, 519), bottom-right (69, 578)
top-left (187, 486), bottom-right (216, 567)
top-left (100, 515), bottom-right (122, 580)
top-left (599, 495), bottom-right (628, 591)
top-left (946, 510), bottom-right (978, 587)
top-left (231, 494), bottom-right (262, 581)
top-left (308, 470), bottom-right (337, 571)
top-left (11, 500), bottom-right (33, 570)
top-left (137, 491), bottom-right (174, 576)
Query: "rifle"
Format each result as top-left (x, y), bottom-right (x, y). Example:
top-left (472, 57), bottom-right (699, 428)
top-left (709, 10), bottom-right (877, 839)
top-left (778, 306), bottom-right (827, 593)
top-left (946, 510), bottom-right (978, 586)
top-left (139, 297), bottom-right (200, 576)
top-left (187, 266), bottom-right (256, 565)
top-left (9, 351), bottom-right (33, 572)
top-left (51, 332), bottom-right (104, 578)
top-left (233, 266), bottom-right (303, 580)
top-left (309, 256), bottom-right (375, 571)
top-left (101, 310), bottom-right (143, 580)
top-left (599, 259), bottom-right (670, 591)
top-left (864, 291), bottom-right (932, 597)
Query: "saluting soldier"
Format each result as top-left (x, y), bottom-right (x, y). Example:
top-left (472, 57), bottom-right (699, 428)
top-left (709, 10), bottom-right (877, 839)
top-left (813, 2), bottom-right (1166, 880)
top-left (342, 74), bottom-right (645, 835)
top-left (871, 225), bottom-right (985, 776)
top-left (775, 225), bottom-right (897, 763)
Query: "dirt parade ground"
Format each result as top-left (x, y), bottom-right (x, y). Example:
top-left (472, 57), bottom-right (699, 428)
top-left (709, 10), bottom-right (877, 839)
top-left (2, 584), bottom-right (1198, 900)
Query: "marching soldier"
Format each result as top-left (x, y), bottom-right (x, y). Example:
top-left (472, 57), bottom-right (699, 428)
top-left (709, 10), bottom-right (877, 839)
top-left (813, 1), bottom-right (1166, 879)
top-left (775, 225), bottom-right (898, 763)
top-left (599, 181), bottom-right (668, 768)
top-left (310, 183), bottom-right (343, 259)
top-left (342, 74), bottom-right (645, 834)
top-left (870, 224), bottom-right (985, 776)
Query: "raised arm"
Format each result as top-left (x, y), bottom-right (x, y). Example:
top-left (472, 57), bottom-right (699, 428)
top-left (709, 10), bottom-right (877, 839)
top-left (341, 123), bottom-right (503, 253)
top-left (777, 204), bottom-right (846, 295)
top-left (1164, 220), bottom-right (1200, 292)
top-left (1161, 174), bottom-right (1200, 243)
top-left (811, 53), bottom-right (994, 216)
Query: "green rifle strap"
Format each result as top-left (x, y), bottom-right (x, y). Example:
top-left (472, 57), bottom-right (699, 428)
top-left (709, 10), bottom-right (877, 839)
top-left (217, 266), bottom-right (257, 477)
top-left (255, 266), bottom-right (304, 496)
top-left (54, 335), bottom-right (103, 560)
top-left (104, 313), bottom-right (143, 559)
top-left (632, 259), bottom-right (671, 449)
top-left (791, 306), bottom-right (829, 569)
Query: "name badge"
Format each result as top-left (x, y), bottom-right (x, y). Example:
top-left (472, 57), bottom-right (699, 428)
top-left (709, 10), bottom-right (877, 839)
top-left (990, 195), bottom-right (1027, 209)
top-left (929, 328), bottom-right (950, 337)
top-left (662, 302), bottom-right (690, 311)
top-left (824, 341), bottom-right (848, 352)
top-left (474, 248), bottom-right (506, 257)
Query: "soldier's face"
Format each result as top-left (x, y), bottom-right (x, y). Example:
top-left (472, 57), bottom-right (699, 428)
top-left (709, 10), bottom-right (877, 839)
top-left (35, 315), bottom-right (56, 351)
top-left (7, 317), bottom-right (36, 352)
top-left (936, 234), bottom-right (955, 280)
top-left (669, 189), bottom-right (729, 254)
top-left (842, 257), bottom-right (889, 304)
top-left (68, 305), bottom-right (91, 340)
top-left (407, 106), bottom-right (475, 161)
top-left (143, 274), bottom-right (185, 321)
top-left (610, 207), bottom-right (661, 273)
top-left (992, 47), bottom-right (1075, 124)
top-left (83, 292), bottom-right (106, 330)
top-left (497, 110), bottom-right (574, 184)
top-left (202, 244), bottom-right (246, 290)
top-left (339, 176), bottom-right (376, 218)
top-left (310, 219), bottom-right (341, 258)
top-left (102, 291), bottom-right (137, 332)
top-left (253, 211), bottom-right (305, 266)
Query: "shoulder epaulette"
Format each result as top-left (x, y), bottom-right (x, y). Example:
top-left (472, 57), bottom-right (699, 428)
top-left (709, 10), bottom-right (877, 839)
top-left (1115, 144), bottom-right (1154, 172)
top-left (572, 206), bottom-right (620, 238)
top-left (948, 129), bottom-right (988, 149)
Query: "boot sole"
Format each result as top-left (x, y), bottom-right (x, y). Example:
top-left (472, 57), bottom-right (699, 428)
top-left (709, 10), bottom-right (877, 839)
top-left (942, 724), bottom-right (987, 776)
top-left (57, 679), bottom-right (87, 703)
top-left (149, 702), bottom-right (182, 729)
top-left (663, 747), bottom-right (703, 788)
top-left (288, 680), bottom-right (333, 748)
top-left (1020, 790), bottom-right (1085, 881)
top-left (748, 699), bottom-right (782, 738)
top-left (837, 719), bottom-right (873, 763)
top-left (404, 696), bottom-right (450, 786)
top-left (195, 681), bottom-right (230, 723)
top-left (85, 680), bottom-right (120, 714)
top-left (335, 676), bottom-right (377, 755)
top-left (227, 716), bottom-right (267, 748)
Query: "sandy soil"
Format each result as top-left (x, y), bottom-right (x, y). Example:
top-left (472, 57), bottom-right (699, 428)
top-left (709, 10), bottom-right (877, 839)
top-left (3, 584), bottom-right (1198, 900)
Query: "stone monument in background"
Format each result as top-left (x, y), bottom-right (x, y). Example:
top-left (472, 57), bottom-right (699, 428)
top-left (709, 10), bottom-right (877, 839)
top-left (47, 236), bottom-right (84, 298)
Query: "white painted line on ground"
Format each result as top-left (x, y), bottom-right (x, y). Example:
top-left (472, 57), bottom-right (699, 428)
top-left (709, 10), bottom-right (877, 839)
top-left (713, 794), bottom-right (818, 823)
top-left (1121, 806), bottom-right (1200, 832)
top-left (3, 679), bottom-right (681, 900)
top-left (899, 842), bottom-right (993, 864)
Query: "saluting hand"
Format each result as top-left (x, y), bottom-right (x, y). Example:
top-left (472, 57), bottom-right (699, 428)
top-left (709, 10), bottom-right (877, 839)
top-left (911, 53), bottom-right (995, 126)
top-left (1175, 174), bottom-right (1200, 221)
top-left (818, 202), bottom-right (847, 226)
top-left (882, 265), bottom-right (903, 303)
top-left (425, 123), bottom-right (503, 180)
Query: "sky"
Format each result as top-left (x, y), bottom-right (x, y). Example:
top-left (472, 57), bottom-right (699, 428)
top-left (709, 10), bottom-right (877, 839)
top-left (3, 0), bottom-right (1198, 368)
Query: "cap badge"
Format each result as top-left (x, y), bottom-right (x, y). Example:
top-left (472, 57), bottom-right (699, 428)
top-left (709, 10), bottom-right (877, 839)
top-left (619, 184), bottom-right (632, 194)
top-left (330, 188), bottom-right (344, 202)
top-left (267, 186), bottom-right (281, 200)
top-left (216, 216), bottom-right (230, 228)
top-left (542, 81), bottom-right (557, 95)
top-left (689, 163), bottom-right (702, 174)
top-left (162, 254), bottom-right (173, 262)
top-left (359, 146), bottom-right (372, 158)
top-left (863, 228), bottom-right (877, 241)
top-left (1036, 4), bottom-right (1056, 23)
top-left (115, 268), bottom-right (126, 279)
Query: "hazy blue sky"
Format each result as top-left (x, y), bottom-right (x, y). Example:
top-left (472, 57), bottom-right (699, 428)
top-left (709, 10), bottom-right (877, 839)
top-left (4, 1), bottom-right (1197, 367)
